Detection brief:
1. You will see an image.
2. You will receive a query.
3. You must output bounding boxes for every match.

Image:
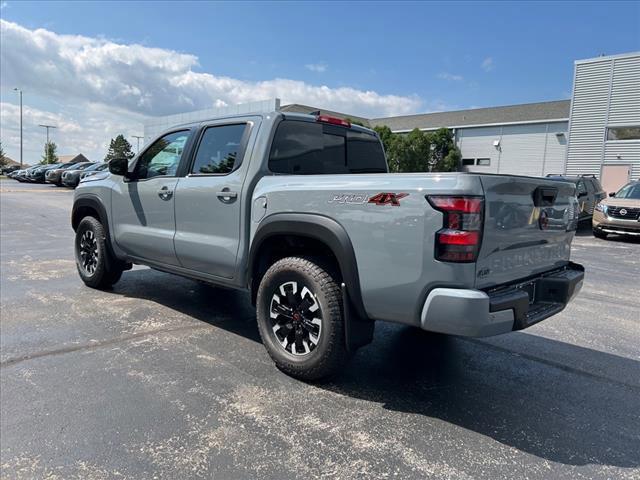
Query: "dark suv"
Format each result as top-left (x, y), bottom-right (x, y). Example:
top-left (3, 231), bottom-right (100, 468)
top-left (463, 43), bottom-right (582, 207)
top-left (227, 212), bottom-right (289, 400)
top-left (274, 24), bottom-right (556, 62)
top-left (546, 174), bottom-right (606, 222)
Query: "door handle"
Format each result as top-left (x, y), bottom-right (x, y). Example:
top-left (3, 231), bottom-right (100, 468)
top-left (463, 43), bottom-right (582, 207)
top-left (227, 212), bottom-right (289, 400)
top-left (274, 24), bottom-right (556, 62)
top-left (216, 190), bottom-right (238, 201)
top-left (158, 186), bottom-right (174, 200)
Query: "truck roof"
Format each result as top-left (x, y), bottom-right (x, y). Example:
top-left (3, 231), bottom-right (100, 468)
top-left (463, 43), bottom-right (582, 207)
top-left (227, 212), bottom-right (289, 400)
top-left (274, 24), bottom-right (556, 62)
top-left (167, 111), bottom-right (378, 136)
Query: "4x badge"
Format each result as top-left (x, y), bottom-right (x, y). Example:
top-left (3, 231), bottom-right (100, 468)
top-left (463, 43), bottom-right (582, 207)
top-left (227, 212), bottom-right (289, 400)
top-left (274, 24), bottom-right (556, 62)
top-left (329, 192), bottom-right (409, 206)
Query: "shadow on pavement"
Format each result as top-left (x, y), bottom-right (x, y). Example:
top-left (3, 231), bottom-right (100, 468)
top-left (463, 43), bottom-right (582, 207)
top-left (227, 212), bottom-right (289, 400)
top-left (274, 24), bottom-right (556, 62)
top-left (324, 325), bottom-right (640, 468)
top-left (112, 268), bottom-right (262, 343)
top-left (110, 268), bottom-right (640, 469)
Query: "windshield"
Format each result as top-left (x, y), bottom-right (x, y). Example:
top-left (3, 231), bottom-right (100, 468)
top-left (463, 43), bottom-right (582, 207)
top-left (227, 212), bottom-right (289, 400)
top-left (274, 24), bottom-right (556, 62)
top-left (615, 183), bottom-right (640, 199)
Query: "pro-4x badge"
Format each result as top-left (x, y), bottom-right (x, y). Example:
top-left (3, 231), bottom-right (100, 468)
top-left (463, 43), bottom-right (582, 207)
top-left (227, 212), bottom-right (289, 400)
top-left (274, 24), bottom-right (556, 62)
top-left (367, 192), bottom-right (409, 206)
top-left (328, 192), bottom-right (409, 206)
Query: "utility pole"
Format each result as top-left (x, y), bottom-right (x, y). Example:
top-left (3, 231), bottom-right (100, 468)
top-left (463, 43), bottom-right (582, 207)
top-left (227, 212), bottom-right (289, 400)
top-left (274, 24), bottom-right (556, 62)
top-left (38, 124), bottom-right (57, 163)
top-left (132, 135), bottom-right (144, 153)
top-left (13, 88), bottom-right (23, 168)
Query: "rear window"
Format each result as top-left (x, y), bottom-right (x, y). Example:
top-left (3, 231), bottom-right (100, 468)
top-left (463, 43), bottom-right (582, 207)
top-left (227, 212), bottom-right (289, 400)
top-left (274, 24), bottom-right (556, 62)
top-left (268, 120), bottom-right (387, 174)
top-left (589, 178), bottom-right (603, 192)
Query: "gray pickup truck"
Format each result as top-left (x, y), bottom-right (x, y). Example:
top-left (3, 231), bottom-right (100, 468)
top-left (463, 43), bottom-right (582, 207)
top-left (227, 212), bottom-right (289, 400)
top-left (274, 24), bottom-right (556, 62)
top-left (72, 112), bottom-right (584, 379)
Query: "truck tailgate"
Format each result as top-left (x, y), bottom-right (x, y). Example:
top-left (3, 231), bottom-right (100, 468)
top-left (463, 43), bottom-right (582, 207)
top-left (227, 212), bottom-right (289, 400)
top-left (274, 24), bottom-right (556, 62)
top-left (475, 175), bottom-right (579, 289)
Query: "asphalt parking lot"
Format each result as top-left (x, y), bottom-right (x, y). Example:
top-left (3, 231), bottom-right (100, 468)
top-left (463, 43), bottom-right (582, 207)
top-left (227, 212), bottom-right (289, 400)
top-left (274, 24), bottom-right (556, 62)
top-left (1, 179), bottom-right (639, 479)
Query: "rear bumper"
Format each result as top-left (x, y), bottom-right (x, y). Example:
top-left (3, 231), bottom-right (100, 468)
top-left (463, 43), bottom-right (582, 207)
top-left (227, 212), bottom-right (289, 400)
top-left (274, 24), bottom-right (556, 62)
top-left (420, 262), bottom-right (584, 337)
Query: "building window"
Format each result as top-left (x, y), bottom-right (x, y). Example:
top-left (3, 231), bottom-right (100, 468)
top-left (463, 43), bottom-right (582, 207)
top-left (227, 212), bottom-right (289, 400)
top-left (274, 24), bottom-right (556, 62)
top-left (477, 158), bottom-right (491, 166)
top-left (606, 126), bottom-right (640, 141)
top-left (462, 158), bottom-right (475, 166)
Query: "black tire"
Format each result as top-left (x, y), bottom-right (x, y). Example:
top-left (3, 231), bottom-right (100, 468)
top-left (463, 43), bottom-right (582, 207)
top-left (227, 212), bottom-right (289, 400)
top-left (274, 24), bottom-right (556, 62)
top-left (74, 216), bottom-right (123, 289)
top-left (256, 256), bottom-right (349, 381)
top-left (593, 228), bottom-right (608, 240)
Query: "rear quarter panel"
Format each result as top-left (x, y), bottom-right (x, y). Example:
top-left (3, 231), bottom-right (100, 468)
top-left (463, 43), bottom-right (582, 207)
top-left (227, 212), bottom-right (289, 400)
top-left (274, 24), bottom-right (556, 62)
top-left (252, 173), bottom-right (483, 325)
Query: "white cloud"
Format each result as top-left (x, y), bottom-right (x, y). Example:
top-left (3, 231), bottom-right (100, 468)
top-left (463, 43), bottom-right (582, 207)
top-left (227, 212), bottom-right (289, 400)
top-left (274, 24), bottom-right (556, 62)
top-left (481, 57), bottom-right (494, 72)
top-left (305, 63), bottom-right (328, 73)
top-left (437, 72), bottom-right (464, 82)
top-left (0, 19), bottom-right (422, 161)
top-left (0, 101), bottom-right (146, 163)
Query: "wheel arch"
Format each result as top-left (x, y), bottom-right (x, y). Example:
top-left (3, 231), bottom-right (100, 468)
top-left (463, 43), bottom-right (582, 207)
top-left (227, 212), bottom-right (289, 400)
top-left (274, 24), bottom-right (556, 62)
top-left (71, 195), bottom-right (122, 263)
top-left (249, 213), bottom-right (368, 320)
top-left (72, 195), bottom-right (109, 231)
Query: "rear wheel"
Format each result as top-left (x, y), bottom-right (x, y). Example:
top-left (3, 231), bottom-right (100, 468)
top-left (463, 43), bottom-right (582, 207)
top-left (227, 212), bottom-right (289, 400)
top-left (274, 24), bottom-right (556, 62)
top-left (75, 216), bottom-right (123, 289)
top-left (256, 256), bottom-right (349, 381)
top-left (593, 228), bottom-right (608, 240)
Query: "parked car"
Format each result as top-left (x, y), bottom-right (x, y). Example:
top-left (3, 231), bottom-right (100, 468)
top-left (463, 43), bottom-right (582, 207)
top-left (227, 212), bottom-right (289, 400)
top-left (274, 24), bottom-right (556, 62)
top-left (45, 162), bottom-right (84, 186)
top-left (28, 163), bottom-right (65, 183)
top-left (61, 162), bottom-right (100, 188)
top-left (1, 165), bottom-right (21, 175)
top-left (72, 112), bottom-right (584, 380)
top-left (592, 180), bottom-right (640, 239)
top-left (15, 165), bottom-right (41, 182)
top-left (546, 174), bottom-right (606, 222)
top-left (79, 163), bottom-right (108, 182)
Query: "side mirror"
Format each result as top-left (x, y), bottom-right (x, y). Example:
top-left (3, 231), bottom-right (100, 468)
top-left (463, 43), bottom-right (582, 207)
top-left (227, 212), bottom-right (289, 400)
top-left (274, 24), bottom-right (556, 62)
top-left (108, 157), bottom-right (130, 177)
top-left (609, 192), bottom-right (616, 197)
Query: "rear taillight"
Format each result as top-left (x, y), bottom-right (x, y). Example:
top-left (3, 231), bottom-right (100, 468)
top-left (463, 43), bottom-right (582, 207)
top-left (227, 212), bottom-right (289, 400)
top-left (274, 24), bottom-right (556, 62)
top-left (427, 195), bottom-right (484, 262)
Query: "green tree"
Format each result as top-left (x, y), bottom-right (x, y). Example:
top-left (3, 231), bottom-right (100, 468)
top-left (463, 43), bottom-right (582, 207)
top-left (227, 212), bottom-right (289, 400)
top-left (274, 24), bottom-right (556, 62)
top-left (374, 125), bottom-right (399, 171)
top-left (426, 128), bottom-right (461, 172)
top-left (41, 141), bottom-right (59, 164)
top-left (0, 141), bottom-right (7, 168)
top-left (375, 125), bottom-right (461, 173)
top-left (404, 128), bottom-right (432, 172)
top-left (104, 134), bottom-right (135, 162)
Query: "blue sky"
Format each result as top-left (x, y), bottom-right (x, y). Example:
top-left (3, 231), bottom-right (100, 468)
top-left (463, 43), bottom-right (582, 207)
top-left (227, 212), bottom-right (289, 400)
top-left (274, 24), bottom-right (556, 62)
top-left (1, 1), bottom-right (639, 161)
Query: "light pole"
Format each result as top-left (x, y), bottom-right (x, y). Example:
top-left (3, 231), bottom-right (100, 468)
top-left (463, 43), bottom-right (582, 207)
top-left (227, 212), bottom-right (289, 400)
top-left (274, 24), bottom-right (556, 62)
top-left (132, 135), bottom-right (144, 153)
top-left (38, 124), bottom-right (57, 163)
top-left (13, 88), bottom-right (23, 168)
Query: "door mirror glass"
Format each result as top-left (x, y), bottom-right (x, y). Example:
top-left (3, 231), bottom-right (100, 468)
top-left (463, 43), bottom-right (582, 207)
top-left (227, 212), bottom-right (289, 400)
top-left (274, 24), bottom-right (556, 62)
top-left (109, 157), bottom-right (130, 177)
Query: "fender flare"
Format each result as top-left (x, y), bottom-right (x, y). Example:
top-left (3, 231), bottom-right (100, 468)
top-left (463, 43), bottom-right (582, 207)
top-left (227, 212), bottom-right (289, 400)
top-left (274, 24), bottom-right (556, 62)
top-left (71, 195), bottom-right (120, 263)
top-left (249, 213), bottom-right (368, 320)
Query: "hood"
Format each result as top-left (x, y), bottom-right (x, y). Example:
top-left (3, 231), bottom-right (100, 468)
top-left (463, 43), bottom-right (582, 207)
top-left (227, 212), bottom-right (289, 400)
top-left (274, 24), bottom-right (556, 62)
top-left (600, 197), bottom-right (640, 208)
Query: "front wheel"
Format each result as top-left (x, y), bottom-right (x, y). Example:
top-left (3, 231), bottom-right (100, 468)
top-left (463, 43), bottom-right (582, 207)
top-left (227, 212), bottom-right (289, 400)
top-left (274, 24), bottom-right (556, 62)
top-left (256, 257), bottom-right (349, 381)
top-left (74, 216), bottom-right (123, 289)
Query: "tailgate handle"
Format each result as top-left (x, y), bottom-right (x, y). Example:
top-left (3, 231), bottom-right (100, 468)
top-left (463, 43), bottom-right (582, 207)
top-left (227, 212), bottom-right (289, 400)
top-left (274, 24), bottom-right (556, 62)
top-left (533, 187), bottom-right (557, 207)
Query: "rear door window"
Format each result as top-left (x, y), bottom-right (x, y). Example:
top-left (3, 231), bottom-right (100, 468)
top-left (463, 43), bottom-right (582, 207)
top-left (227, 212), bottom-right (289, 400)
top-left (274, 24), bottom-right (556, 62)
top-left (269, 120), bottom-right (386, 174)
top-left (191, 124), bottom-right (247, 175)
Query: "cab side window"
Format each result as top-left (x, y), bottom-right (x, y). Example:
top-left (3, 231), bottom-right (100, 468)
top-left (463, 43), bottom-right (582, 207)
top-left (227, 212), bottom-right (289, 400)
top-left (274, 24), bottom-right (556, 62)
top-left (135, 131), bottom-right (189, 180)
top-left (191, 124), bottom-right (247, 175)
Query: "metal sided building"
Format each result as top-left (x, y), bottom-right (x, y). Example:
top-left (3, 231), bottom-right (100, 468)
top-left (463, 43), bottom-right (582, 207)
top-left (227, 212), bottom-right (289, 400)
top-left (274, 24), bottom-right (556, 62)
top-left (370, 101), bottom-right (571, 177)
top-left (566, 52), bottom-right (640, 193)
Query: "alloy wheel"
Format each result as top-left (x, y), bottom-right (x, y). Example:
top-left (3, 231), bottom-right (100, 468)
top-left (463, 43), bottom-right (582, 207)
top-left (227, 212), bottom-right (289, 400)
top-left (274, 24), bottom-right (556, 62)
top-left (78, 229), bottom-right (99, 276)
top-left (269, 281), bottom-right (322, 356)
